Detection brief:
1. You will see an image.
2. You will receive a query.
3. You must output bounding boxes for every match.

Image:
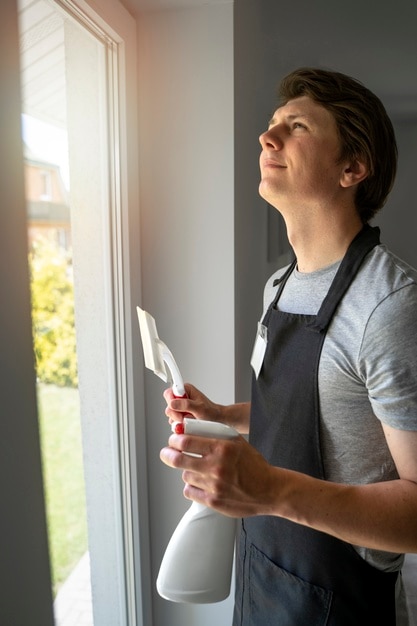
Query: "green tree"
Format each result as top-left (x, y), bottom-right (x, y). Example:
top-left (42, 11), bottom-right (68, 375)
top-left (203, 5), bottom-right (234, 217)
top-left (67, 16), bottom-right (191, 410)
top-left (30, 239), bottom-right (78, 387)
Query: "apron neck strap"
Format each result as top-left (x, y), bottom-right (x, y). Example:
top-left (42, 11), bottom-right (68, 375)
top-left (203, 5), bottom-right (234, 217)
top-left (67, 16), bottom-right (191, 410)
top-left (308, 224), bottom-right (381, 333)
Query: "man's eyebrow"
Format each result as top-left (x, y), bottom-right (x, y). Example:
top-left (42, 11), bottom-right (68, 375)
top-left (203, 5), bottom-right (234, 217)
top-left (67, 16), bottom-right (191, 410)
top-left (268, 113), bottom-right (310, 126)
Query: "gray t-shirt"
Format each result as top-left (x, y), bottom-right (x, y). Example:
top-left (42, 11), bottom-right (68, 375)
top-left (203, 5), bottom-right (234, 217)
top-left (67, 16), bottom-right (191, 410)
top-left (261, 243), bottom-right (417, 575)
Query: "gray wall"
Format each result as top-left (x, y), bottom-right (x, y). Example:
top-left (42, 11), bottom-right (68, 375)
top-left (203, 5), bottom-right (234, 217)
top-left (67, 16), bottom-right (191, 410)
top-left (234, 0), bottom-right (417, 400)
top-left (0, 0), bottom-right (54, 623)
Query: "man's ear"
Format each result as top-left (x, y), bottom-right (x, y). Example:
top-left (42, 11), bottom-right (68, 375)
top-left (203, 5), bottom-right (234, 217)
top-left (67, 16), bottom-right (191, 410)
top-left (340, 158), bottom-right (369, 188)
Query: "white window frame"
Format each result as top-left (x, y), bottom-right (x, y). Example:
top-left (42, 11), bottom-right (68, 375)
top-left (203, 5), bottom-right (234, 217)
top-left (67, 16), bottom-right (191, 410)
top-left (65, 1), bottom-right (151, 624)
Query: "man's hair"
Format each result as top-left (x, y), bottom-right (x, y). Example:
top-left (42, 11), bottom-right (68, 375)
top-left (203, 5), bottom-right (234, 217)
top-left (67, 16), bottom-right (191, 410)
top-left (278, 67), bottom-right (398, 222)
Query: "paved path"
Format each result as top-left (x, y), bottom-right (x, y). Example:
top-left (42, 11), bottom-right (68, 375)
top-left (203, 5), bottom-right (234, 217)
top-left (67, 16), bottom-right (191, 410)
top-left (53, 552), bottom-right (93, 626)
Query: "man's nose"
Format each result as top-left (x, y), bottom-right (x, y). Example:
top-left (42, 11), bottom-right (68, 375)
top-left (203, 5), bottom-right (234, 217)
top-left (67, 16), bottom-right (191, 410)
top-left (259, 126), bottom-right (283, 150)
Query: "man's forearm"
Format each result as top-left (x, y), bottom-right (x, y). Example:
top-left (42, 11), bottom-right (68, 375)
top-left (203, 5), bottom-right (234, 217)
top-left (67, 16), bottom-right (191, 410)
top-left (271, 467), bottom-right (417, 553)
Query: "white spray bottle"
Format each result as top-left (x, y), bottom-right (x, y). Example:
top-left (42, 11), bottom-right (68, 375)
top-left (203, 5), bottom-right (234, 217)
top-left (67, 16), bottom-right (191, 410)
top-left (136, 307), bottom-right (238, 603)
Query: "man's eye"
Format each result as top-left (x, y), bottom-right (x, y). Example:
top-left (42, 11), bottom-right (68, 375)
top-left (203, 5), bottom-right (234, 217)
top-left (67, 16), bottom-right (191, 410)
top-left (293, 122), bottom-right (306, 130)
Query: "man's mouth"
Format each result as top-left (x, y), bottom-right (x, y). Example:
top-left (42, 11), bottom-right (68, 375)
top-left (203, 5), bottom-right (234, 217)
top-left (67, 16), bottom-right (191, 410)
top-left (262, 159), bottom-right (286, 168)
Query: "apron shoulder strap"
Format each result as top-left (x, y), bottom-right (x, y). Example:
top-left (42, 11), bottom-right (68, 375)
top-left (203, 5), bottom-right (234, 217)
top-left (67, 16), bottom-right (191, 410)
top-left (308, 225), bottom-right (381, 333)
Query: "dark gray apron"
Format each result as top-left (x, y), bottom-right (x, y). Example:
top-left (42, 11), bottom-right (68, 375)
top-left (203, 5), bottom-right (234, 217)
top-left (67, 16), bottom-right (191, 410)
top-left (233, 225), bottom-right (398, 626)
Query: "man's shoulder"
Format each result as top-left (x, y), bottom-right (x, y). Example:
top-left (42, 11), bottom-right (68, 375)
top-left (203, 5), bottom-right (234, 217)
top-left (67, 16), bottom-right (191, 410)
top-left (357, 244), bottom-right (417, 298)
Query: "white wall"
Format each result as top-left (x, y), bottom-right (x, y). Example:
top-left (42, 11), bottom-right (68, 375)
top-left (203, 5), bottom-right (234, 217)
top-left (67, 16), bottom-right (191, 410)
top-left (136, 4), bottom-right (235, 625)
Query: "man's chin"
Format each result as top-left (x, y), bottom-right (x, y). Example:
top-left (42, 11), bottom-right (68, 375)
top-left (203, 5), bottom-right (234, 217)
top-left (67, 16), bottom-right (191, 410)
top-left (258, 181), bottom-right (274, 202)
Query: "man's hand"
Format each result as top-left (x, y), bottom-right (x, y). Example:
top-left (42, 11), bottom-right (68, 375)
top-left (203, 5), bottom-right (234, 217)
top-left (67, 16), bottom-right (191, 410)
top-left (164, 384), bottom-right (223, 425)
top-left (164, 383), bottom-right (251, 434)
top-left (160, 429), bottom-right (281, 518)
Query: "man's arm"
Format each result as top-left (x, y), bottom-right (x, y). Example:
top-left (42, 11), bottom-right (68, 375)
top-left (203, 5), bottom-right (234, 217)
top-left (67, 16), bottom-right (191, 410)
top-left (161, 423), bottom-right (417, 554)
top-left (271, 424), bottom-right (417, 553)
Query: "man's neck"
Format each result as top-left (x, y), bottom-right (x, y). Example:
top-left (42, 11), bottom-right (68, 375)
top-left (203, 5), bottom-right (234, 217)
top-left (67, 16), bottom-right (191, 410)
top-left (285, 214), bottom-right (364, 273)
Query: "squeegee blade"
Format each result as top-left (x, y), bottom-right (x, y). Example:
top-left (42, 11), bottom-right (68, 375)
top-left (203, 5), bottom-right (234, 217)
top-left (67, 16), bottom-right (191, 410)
top-left (136, 306), bottom-right (168, 382)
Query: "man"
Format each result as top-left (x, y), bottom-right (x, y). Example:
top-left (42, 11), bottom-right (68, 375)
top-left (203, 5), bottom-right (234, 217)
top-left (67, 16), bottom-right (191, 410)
top-left (161, 68), bottom-right (417, 625)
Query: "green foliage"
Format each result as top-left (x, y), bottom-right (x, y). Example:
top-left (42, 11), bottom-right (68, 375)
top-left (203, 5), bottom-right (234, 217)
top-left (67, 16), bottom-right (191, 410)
top-left (30, 239), bottom-right (78, 387)
top-left (37, 383), bottom-right (88, 596)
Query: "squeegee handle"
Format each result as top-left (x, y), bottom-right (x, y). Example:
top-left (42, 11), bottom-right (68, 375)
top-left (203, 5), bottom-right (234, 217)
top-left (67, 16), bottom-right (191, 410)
top-left (172, 385), bottom-right (190, 421)
top-left (172, 386), bottom-right (187, 399)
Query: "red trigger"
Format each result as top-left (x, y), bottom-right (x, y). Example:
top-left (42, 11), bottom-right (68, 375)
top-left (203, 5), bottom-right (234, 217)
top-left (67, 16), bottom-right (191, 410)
top-left (174, 422), bottom-right (185, 435)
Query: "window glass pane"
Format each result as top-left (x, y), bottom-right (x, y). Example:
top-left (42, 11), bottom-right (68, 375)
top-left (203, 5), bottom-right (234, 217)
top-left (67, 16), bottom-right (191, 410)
top-left (18, 1), bottom-right (128, 623)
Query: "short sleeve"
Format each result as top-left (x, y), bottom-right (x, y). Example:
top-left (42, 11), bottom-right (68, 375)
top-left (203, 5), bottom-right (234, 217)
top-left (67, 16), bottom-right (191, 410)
top-left (359, 284), bottom-right (417, 430)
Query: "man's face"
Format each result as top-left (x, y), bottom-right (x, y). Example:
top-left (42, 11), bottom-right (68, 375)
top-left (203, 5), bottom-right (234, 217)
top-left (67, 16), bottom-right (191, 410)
top-left (259, 96), bottom-right (349, 216)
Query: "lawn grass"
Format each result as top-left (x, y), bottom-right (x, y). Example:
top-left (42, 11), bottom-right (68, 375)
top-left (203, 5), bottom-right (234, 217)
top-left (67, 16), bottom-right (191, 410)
top-left (37, 382), bottom-right (89, 597)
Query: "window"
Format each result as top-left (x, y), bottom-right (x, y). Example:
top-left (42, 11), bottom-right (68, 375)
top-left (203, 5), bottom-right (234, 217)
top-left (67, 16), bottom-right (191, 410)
top-left (18, 0), bottom-right (147, 624)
